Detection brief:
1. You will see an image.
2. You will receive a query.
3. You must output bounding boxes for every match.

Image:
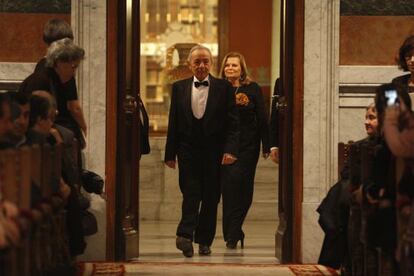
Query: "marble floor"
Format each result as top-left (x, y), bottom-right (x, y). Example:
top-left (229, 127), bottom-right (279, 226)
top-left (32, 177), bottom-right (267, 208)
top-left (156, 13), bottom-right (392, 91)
top-left (135, 220), bottom-right (280, 264)
top-left (80, 221), bottom-right (338, 275)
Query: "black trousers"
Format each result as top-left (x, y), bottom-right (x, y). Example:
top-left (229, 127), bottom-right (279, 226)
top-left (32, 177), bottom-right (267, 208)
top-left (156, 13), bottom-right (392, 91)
top-left (221, 143), bottom-right (259, 242)
top-left (176, 143), bottom-right (221, 246)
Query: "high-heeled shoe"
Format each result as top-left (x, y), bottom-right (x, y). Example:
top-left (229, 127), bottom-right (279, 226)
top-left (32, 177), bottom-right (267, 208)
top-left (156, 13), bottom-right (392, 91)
top-left (226, 237), bottom-right (244, 249)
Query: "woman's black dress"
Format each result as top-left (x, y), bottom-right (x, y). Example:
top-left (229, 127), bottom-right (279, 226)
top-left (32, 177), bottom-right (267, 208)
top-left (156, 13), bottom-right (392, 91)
top-left (221, 81), bottom-right (270, 243)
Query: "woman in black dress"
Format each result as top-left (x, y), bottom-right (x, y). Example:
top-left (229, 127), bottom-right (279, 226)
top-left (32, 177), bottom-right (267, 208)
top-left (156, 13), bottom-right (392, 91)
top-left (219, 52), bottom-right (270, 249)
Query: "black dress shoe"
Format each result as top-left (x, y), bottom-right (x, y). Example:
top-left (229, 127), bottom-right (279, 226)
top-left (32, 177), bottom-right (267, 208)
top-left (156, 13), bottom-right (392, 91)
top-left (198, 244), bottom-right (211, 255)
top-left (176, 236), bottom-right (194, 257)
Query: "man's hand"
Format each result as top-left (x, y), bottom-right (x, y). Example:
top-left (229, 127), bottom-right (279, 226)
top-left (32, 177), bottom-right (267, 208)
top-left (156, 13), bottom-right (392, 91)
top-left (50, 128), bottom-right (63, 144)
top-left (221, 153), bottom-right (237, 165)
top-left (270, 148), bottom-right (279, 164)
top-left (165, 160), bottom-right (176, 169)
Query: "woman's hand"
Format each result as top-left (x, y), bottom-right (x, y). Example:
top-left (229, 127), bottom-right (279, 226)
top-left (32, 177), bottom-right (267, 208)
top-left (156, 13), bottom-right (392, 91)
top-left (50, 127), bottom-right (63, 144)
top-left (165, 160), bottom-right (176, 169)
top-left (270, 148), bottom-right (279, 164)
top-left (222, 153), bottom-right (237, 165)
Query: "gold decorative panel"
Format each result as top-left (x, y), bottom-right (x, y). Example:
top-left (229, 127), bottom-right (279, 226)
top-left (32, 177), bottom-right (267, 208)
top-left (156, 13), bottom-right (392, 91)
top-left (140, 0), bottom-right (218, 133)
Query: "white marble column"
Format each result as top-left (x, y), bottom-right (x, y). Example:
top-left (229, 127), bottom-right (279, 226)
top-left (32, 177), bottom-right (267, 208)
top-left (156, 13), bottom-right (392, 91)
top-left (271, 0), bottom-right (281, 90)
top-left (72, 0), bottom-right (107, 261)
top-left (302, 0), bottom-right (340, 263)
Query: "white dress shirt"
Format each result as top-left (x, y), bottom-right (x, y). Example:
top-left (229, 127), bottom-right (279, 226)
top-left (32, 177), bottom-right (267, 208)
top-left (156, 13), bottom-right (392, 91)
top-left (191, 76), bottom-right (209, 119)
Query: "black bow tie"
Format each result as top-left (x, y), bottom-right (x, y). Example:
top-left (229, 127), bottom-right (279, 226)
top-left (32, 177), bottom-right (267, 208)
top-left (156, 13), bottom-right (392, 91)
top-left (194, 81), bottom-right (209, 88)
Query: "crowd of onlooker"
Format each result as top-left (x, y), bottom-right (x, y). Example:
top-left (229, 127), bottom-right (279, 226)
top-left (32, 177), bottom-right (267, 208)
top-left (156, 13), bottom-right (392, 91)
top-left (318, 35), bottom-right (414, 276)
top-left (0, 19), bottom-right (88, 274)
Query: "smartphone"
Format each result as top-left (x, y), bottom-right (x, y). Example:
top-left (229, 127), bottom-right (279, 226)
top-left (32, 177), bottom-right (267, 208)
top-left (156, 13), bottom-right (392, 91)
top-left (385, 89), bottom-right (398, 106)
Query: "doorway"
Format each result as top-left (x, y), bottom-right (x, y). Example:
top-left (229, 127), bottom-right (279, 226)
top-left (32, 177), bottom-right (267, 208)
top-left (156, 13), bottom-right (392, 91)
top-left (105, 0), bottom-right (304, 263)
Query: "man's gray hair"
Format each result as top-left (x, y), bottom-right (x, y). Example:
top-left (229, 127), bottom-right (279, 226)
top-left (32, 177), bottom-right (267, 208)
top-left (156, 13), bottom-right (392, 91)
top-left (187, 44), bottom-right (213, 62)
top-left (45, 38), bottom-right (85, 67)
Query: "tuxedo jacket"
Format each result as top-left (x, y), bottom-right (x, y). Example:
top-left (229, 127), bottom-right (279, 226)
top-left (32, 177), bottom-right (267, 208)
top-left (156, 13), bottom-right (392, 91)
top-left (164, 75), bottom-right (239, 162)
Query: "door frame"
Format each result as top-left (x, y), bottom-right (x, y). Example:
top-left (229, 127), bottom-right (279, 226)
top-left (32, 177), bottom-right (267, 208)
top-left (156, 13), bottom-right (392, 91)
top-left (106, 0), bottom-right (304, 262)
top-left (106, 0), bottom-right (118, 261)
top-left (290, 0), bottom-right (304, 263)
top-left (106, 0), bottom-right (141, 261)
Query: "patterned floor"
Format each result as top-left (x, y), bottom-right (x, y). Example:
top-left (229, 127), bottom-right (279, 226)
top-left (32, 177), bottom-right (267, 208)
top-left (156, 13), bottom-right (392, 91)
top-left (78, 262), bottom-right (339, 275)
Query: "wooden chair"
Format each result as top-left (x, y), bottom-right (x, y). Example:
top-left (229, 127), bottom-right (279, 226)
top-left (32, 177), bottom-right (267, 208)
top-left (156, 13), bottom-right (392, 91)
top-left (0, 143), bottom-right (71, 275)
top-left (0, 147), bottom-right (32, 276)
top-left (0, 149), bottom-right (19, 276)
top-left (338, 141), bottom-right (354, 179)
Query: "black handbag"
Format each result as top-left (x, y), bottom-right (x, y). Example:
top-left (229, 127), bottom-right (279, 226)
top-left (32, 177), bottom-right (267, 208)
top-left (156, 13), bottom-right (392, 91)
top-left (138, 96), bottom-right (150, 155)
top-left (81, 169), bottom-right (104, 194)
top-left (81, 209), bottom-right (98, 236)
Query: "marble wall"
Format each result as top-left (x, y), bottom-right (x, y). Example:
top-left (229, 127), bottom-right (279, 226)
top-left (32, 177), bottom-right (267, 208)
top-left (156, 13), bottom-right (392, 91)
top-left (340, 16), bottom-right (414, 65)
top-left (339, 0), bottom-right (414, 65)
top-left (0, 1), bottom-right (71, 62)
top-left (302, 0), bottom-right (340, 262)
top-left (71, 0), bottom-right (107, 261)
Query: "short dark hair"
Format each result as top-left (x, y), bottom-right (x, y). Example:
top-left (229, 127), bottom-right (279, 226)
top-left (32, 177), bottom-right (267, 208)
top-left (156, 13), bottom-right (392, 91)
top-left (6, 92), bottom-right (30, 121)
top-left (6, 91), bottom-right (30, 106)
top-left (43, 18), bottom-right (74, 45)
top-left (29, 95), bottom-right (51, 128)
top-left (397, 35), bottom-right (414, 71)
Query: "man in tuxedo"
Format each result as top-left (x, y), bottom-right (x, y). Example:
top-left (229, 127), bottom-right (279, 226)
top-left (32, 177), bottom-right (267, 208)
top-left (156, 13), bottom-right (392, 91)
top-left (164, 45), bottom-right (239, 257)
top-left (269, 78), bottom-right (280, 163)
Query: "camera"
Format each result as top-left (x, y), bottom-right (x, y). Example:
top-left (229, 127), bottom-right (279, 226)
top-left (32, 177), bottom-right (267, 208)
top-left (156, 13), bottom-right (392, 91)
top-left (385, 89), bottom-right (398, 106)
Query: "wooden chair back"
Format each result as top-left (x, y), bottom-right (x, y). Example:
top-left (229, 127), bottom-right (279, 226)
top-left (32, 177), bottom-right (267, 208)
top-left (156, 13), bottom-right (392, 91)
top-left (338, 141), bottom-right (353, 178)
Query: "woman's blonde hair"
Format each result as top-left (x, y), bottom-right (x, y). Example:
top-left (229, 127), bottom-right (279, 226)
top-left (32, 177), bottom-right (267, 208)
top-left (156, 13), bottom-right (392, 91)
top-left (219, 52), bottom-right (252, 85)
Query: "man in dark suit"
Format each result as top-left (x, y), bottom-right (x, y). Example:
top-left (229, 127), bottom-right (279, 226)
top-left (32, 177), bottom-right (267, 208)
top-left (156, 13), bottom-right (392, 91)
top-left (164, 45), bottom-right (239, 257)
top-left (269, 78), bottom-right (280, 163)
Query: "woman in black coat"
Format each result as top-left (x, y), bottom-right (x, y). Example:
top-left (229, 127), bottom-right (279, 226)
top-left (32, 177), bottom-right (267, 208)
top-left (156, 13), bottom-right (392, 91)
top-left (219, 52), bottom-right (270, 249)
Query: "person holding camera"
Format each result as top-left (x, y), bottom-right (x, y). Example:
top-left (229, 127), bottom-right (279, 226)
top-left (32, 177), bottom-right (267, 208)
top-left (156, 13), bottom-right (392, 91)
top-left (383, 85), bottom-right (414, 276)
top-left (383, 94), bottom-right (414, 157)
top-left (354, 84), bottom-right (409, 276)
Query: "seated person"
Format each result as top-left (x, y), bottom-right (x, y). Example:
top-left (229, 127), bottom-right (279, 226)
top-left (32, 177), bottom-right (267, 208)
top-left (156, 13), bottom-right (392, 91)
top-left (29, 91), bottom-right (86, 257)
top-left (317, 103), bottom-right (378, 273)
top-left (4, 92), bottom-right (30, 147)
